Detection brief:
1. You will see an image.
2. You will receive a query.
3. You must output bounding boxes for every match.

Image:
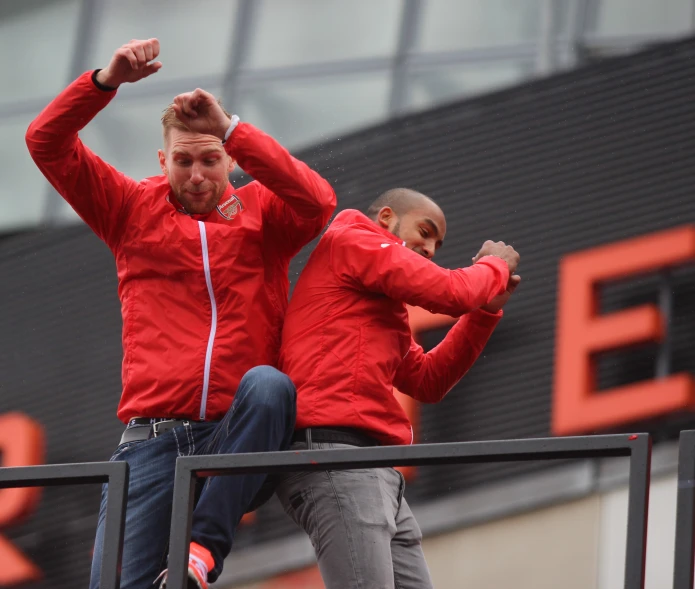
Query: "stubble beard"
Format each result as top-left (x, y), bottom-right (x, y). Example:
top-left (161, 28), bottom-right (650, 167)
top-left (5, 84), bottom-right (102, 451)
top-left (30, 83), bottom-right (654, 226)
top-left (175, 183), bottom-right (226, 215)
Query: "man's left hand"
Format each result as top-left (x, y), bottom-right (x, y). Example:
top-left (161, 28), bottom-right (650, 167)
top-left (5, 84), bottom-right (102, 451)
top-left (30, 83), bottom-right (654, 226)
top-left (172, 88), bottom-right (231, 140)
top-left (480, 274), bottom-right (521, 313)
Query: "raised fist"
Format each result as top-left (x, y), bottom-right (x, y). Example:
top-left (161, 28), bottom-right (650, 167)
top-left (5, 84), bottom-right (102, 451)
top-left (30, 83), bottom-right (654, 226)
top-left (171, 89), bottom-right (232, 140)
top-left (472, 240), bottom-right (520, 275)
top-left (96, 38), bottom-right (162, 88)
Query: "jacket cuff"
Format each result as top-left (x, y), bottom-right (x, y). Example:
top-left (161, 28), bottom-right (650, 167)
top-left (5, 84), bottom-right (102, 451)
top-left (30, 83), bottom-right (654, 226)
top-left (471, 307), bottom-right (504, 323)
top-left (222, 115), bottom-right (241, 143)
top-left (475, 255), bottom-right (510, 296)
top-left (91, 69), bottom-right (118, 92)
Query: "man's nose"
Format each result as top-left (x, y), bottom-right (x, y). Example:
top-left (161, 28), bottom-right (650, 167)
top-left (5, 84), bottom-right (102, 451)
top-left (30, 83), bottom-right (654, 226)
top-left (190, 164), bottom-right (204, 185)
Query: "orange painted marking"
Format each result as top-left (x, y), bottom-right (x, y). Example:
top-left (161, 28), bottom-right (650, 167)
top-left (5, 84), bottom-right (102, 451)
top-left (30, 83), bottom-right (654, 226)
top-left (0, 412), bottom-right (45, 584)
top-left (553, 226), bottom-right (695, 435)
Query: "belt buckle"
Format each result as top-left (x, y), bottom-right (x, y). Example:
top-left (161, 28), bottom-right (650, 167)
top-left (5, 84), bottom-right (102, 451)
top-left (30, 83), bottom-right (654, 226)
top-left (152, 419), bottom-right (170, 438)
top-left (152, 419), bottom-right (188, 437)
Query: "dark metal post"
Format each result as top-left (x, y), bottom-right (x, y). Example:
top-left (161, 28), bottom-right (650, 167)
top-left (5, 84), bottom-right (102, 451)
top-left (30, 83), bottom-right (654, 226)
top-left (0, 461), bottom-right (128, 589)
top-left (656, 271), bottom-right (673, 379)
top-left (673, 430), bottom-right (695, 589)
top-left (388, 0), bottom-right (422, 115)
top-left (166, 462), bottom-right (197, 589)
top-left (624, 434), bottom-right (652, 589)
top-left (99, 461), bottom-right (129, 589)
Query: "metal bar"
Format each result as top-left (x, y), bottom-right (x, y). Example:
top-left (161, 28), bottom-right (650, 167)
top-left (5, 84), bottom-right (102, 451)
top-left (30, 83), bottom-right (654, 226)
top-left (0, 461), bottom-right (128, 589)
top-left (0, 39), bottom-right (579, 118)
top-left (44, 0), bottom-right (106, 224)
top-left (581, 32), bottom-right (684, 48)
top-left (536, 0), bottom-right (558, 75)
top-left (166, 433), bottom-right (650, 589)
top-left (221, 0), bottom-right (256, 107)
top-left (0, 461), bottom-right (124, 486)
top-left (656, 271), bottom-right (673, 378)
top-left (566, 0), bottom-right (590, 66)
top-left (99, 461), bottom-right (129, 589)
top-left (166, 461), bottom-right (198, 589)
top-left (673, 430), bottom-right (695, 589)
top-left (388, 0), bottom-right (423, 115)
top-left (68, 0), bottom-right (105, 79)
top-left (177, 434), bottom-right (643, 477)
top-left (624, 434), bottom-right (651, 589)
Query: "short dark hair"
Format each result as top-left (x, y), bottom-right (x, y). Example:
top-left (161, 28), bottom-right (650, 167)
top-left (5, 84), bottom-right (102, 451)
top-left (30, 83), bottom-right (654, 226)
top-left (366, 188), bottom-right (435, 220)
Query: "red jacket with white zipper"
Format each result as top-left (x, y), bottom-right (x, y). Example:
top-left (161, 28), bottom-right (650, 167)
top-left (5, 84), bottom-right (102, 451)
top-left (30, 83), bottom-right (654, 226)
top-left (279, 209), bottom-right (509, 446)
top-left (26, 71), bottom-right (336, 424)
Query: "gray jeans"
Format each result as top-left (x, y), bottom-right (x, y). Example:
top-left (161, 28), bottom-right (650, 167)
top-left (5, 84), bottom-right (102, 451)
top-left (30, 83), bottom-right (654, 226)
top-left (276, 442), bottom-right (434, 589)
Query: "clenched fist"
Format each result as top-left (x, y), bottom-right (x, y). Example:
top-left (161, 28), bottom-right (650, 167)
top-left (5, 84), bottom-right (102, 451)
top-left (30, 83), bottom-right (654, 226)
top-left (472, 240), bottom-right (520, 275)
top-left (96, 38), bottom-right (162, 88)
top-left (171, 89), bottom-right (232, 140)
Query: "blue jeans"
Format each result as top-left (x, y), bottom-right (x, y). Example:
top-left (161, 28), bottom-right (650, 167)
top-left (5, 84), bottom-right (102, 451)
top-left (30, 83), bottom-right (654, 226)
top-left (88, 366), bottom-right (296, 589)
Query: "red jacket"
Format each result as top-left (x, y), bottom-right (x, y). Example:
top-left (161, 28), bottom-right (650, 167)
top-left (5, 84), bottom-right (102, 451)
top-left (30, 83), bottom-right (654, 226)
top-left (26, 71), bottom-right (336, 423)
top-left (279, 209), bottom-right (509, 445)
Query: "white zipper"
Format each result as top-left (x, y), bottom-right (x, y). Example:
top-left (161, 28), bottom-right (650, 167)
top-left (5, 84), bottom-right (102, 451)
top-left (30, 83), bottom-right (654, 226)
top-left (198, 221), bottom-right (217, 421)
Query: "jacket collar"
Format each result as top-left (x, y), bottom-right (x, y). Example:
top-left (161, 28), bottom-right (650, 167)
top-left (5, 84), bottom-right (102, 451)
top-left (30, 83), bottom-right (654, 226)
top-left (332, 209), bottom-right (405, 245)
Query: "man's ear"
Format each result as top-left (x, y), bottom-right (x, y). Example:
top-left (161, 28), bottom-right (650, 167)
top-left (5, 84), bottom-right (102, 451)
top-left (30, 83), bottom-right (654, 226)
top-left (158, 149), bottom-right (167, 175)
top-left (227, 156), bottom-right (236, 174)
top-left (377, 206), bottom-right (396, 229)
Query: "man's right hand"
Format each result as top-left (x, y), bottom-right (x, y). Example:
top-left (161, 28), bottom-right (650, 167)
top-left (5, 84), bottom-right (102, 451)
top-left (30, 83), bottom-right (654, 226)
top-left (96, 39), bottom-right (162, 89)
top-left (472, 240), bottom-right (520, 274)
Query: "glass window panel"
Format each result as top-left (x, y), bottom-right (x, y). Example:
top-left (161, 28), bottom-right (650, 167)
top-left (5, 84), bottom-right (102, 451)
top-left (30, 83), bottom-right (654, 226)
top-left (553, 0), bottom-right (579, 38)
top-left (590, 0), bottom-right (692, 37)
top-left (0, 113), bottom-right (51, 231)
top-left (87, 0), bottom-right (238, 82)
top-left (237, 74), bottom-right (391, 149)
top-left (417, 0), bottom-right (542, 52)
top-left (0, 0), bottom-right (81, 106)
top-left (407, 62), bottom-right (532, 111)
top-left (248, 0), bottom-right (402, 68)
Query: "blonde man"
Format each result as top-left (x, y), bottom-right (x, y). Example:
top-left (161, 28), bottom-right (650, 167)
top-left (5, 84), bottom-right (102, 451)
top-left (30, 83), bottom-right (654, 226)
top-left (26, 38), bottom-right (336, 589)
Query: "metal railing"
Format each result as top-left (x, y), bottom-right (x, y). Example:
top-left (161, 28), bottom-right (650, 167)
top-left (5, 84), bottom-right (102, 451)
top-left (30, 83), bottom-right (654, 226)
top-left (674, 429), bottom-right (695, 589)
top-left (0, 433), bottom-right (664, 588)
top-left (166, 433), bottom-right (652, 589)
top-left (0, 461), bottom-right (128, 589)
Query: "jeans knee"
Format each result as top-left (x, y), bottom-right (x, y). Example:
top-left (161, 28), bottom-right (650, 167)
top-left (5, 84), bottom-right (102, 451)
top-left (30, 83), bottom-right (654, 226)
top-left (239, 366), bottom-right (296, 412)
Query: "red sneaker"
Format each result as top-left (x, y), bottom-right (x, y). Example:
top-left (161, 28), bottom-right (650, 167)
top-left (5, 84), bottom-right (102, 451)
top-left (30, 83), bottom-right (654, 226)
top-left (157, 542), bottom-right (215, 589)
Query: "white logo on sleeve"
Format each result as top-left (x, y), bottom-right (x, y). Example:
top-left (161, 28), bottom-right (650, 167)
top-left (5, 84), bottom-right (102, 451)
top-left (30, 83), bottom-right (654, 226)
top-left (381, 243), bottom-right (391, 248)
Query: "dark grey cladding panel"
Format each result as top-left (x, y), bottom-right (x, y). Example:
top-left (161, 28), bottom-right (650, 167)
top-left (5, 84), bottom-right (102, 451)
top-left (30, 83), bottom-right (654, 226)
top-left (2, 37), bottom-right (695, 587)
top-left (0, 226), bottom-right (124, 589)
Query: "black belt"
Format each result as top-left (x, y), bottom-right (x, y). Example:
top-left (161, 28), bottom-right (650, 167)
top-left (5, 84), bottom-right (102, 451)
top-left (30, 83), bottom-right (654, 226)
top-left (292, 427), bottom-right (380, 448)
top-left (119, 417), bottom-right (189, 445)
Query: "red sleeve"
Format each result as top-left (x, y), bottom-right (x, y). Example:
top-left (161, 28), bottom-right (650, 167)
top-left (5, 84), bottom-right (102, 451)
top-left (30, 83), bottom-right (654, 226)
top-left (25, 71), bottom-right (139, 250)
top-left (329, 225), bottom-right (509, 316)
top-left (224, 122), bottom-right (336, 256)
top-left (393, 308), bottom-right (502, 403)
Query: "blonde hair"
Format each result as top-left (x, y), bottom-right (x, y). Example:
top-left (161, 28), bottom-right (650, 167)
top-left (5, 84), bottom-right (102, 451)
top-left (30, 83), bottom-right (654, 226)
top-left (161, 98), bottom-right (232, 145)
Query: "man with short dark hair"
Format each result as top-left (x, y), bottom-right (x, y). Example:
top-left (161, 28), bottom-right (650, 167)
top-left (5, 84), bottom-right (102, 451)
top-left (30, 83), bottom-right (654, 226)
top-left (26, 38), bottom-right (336, 589)
top-left (275, 189), bottom-right (519, 589)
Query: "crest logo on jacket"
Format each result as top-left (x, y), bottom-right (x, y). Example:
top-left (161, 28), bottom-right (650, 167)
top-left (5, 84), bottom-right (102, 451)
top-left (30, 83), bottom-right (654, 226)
top-left (217, 194), bottom-right (244, 220)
